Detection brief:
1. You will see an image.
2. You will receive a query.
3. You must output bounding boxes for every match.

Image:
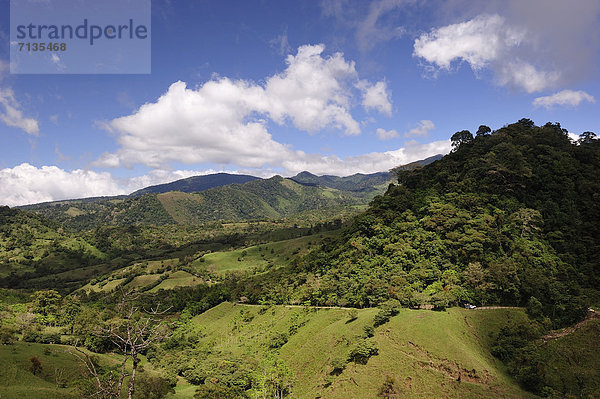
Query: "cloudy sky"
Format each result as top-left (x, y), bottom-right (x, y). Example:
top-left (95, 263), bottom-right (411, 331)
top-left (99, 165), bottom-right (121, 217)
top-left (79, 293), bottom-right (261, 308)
top-left (1, 0), bottom-right (599, 206)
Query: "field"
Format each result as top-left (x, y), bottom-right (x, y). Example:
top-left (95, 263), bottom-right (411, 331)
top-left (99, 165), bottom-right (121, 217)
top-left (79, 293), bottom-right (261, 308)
top-left (187, 303), bottom-right (536, 399)
top-left (83, 232), bottom-right (331, 293)
top-left (194, 233), bottom-right (325, 274)
top-left (2, 304), bottom-right (597, 398)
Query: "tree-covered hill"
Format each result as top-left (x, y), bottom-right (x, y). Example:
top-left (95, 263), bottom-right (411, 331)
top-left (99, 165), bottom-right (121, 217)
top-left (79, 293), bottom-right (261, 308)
top-left (130, 172), bottom-right (260, 196)
top-left (237, 120), bottom-right (599, 328)
top-left (21, 175), bottom-right (393, 230)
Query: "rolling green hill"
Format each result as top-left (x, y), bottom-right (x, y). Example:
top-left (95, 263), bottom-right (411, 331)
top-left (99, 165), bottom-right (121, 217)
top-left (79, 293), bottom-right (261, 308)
top-left (148, 302), bottom-right (535, 398)
top-left (21, 175), bottom-right (385, 230)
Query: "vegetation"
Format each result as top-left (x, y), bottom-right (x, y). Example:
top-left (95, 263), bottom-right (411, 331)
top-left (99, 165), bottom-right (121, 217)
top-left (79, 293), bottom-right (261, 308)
top-left (0, 119), bottom-right (598, 397)
top-left (233, 120), bottom-right (598, 330)
top-left (21, 174), bottom-right (392, 229)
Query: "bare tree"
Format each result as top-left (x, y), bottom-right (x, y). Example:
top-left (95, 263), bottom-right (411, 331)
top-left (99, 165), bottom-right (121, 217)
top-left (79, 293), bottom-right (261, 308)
top-left (70, 290), bottom-right (171, 399)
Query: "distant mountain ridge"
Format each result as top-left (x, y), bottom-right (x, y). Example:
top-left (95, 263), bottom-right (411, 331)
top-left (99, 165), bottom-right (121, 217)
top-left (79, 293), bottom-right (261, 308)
top-left (18, 155), bottom-right (443, 229)
top-left (130, 172), bottom-right (259, 196)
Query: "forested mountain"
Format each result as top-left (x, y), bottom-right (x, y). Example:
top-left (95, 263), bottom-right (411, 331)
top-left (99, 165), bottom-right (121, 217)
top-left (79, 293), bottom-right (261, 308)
top-left (21, 174), bottom-right (394, 230)
top-left (130, 172), bottom-right (259, 196)
top-left (236, 120), bottom-right (599, 327)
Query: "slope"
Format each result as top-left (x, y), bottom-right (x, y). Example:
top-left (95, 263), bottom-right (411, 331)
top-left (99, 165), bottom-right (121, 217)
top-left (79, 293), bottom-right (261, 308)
top-left (152, 302), bottom-right (534, 398)
top-left (130, 172), bottom-right (259, 196)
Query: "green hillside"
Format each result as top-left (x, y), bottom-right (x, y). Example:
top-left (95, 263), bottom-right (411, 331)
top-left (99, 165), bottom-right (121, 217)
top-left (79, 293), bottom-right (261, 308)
top-left (148, 302), bottom-right (534, 398)
top-left (21, 175), bottom-right (386, 230)
top-left (237, 120), bottom-right (598, 326)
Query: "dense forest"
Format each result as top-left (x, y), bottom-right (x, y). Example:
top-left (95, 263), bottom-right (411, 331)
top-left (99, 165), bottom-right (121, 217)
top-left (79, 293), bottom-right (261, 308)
top-left (234, 120), bottom-right (599, 327)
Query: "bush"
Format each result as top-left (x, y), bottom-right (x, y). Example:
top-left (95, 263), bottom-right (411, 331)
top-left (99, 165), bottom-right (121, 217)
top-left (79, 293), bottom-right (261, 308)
top-left (363, 325), bottom-right (375, 338)
top-left (22, 330), bottom-right (60, 344)
top-left (526, 296), bottom-right (544, 321)
top-left (348, 339), bottom-right (379, 364)
top-left (0, 325), bottom-right (16, 344)
top-left (373, 309), bottom-right (392, 327)
top-left (378, 375), bottom-right (399, 398)
top-left (330, 357), bottom-right (347, 375)
top-left (268, 332), bottom-right (288, 349)
top-left (374, 299), bottom-right (401, 326)
top-left (84, 334), bottom-right (114, 353)
top-left (29, 356), bottom-right (43, 375)
top-left (347, 309), bottom-right (358, 322)
top-left (133, 374), bottom-right (175, 399)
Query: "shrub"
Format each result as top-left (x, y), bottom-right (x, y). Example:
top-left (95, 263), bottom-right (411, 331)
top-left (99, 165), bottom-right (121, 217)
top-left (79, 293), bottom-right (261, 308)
top-left (348, 339), bottom-right (379, 364)
top-left (29, 356), bottom-right (43, 375)
top-left (0, 325), bottom-right (16, 344)
top-left (373, 309), bottom-right (392, 327)
top-left (347, 309), bottom-right (358, 322)
top-left (133, 374), bottom-right (175, 399)
top-left (269, 332), bottom-right (288, 349)
top-left (378, 375), bottom-right (399, 398)
top-left (363, 325), bottom-right (375, 338)
top-left (330, 357), bottom-right (347, 375)
top-left (22, 330), bottom-right (58, 344)
top-left (374, 299), bottom-right (401, 326)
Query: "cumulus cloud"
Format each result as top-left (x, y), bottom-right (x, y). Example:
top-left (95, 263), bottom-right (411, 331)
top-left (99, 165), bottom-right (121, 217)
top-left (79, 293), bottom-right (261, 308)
top-left (0, 163), bottom-right (123, 206)
top-left (264, 44), bottom-right (362, 134)
top-left (533, 90), bottom-right (596, 109)
top-left (0, 61), bottom-right (40, 135)
top-left (0, 164), bottom-right (249, 206)
top-left (376, 128), bottom-right (399, 140)
top-left (282, 139), bottom-right (451, 176)
top-left (413, 14), bottom-right (559, 92)
top-left (360, 80), bottom-right (392, 116)
top-left (405, 119), bottom-right (434, 137)
top-left (96, 45), bottom-right (391, 169)
top-left (1, 137), bottom-right (452, 206)
top-left (0, 88), bottom-right (40, 135)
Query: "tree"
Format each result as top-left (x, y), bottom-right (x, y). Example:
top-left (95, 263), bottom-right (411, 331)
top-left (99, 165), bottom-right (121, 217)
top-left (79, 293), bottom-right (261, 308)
top-left (348, 339), bottom-right (379, 364)
top-left (61, 298), bottom-right (82, 335)
top-left (476, 125), bottom-right (491, 137)
top-left (32, 290), bottom-right (62, 317)
top-left (578, 131), bottom-right (597, 144)
top-left (450, 130), bottom-right (473, 150)
top-left (71, 290), bottom-right (171, 399)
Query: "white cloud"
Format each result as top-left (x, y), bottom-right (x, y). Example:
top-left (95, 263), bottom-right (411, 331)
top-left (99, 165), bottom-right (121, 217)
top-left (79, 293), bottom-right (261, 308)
top-left (405, 119), bottom-right (434, 137)
top-left (533, 90), bottom-right (596, 109)
top-left (567, 132), bottom-right (580, 143)
top-left (414, 14), bottom-right (523, 70)
top-left (355, 0), bottom-right (407, 51)
top-left (96, 45), bottom-right (389, 169)
top-left (360, 80), bottom-right (392, 116)
top-left (413, 14), bottom-right (560, 93)
top-left (0, 163), bottom-right (123, 206)
top-left (282, 139), bottom-right (451, 176)
top-left (0, 164), bottom-right (249, 206)
top-left (0, 136), bottom-right (452, 205)
top-left (376, 128), bottom-right (399, 140)
top-left (269, 29), bottom-right (291, 56)
top-left (0, 87), bottom-right (40, 135)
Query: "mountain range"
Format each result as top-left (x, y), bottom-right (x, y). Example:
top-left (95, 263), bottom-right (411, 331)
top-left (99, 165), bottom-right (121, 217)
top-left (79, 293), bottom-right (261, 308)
top-left (19, 157), bottom-right (441, 230)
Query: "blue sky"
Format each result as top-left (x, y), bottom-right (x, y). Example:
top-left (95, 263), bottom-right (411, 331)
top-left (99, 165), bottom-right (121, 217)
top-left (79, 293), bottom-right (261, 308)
top-left (0, 0), bottom-right (599, 206)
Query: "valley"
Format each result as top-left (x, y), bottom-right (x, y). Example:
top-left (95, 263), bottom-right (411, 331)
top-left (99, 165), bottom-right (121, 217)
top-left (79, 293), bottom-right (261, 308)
top-left (0, 121), bottom-right (599, 398)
